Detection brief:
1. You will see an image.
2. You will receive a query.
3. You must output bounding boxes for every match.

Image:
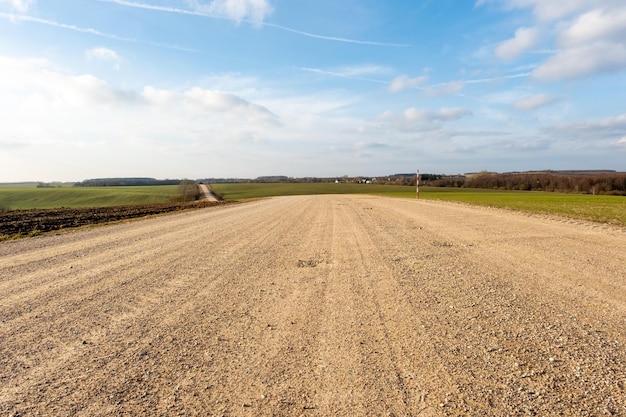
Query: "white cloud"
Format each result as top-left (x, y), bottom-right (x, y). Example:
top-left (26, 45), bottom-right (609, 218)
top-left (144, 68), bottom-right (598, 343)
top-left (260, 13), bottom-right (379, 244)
top-left (86, 47), bottom-right (122, 69)
top-left (532, 43), bottom-right (626, 81)
top-left (0, 55), bottom-right (278, 149)
top-left (485, 1), bottom-right (626, 81)
top-left (513, 0), bottom-right (588, 21)
top-left (0, 56), bottom-right (133, 108)
top-left (424, 80), bottom-right (465, 97)
top-left (5, 56), bottom-right (277, 124)
top-left (479, 0), bottom-right (593, 21)
top-left (337, 64), bottom-right (392, 77)
top-left (613, 137), bottom-right (626, 149)
top-left (0, 0), bottom-right (34, 13)
top-left (353, 141), bottom-right (390, 152)
top-left (495, 26), bottom-right (539, 60)
top-left (530, 6), bottom-right (626, 80)
top-left (435, 107), bottom-right (473, 121)
top-left (0, 55), bottom-right (298, 179)
top-left (548, 113), bottom-right (626, 144)
top-left (559, 8), bottom-right (626, 46)
top-left (189, 0), bottom-right (274, 25)
top-left (182, 87), bottom-right (278, 125)
top-left (388, 74), bottom-right (428, 93)
top-left (139, 86), bottom-right (278, 126)
top-left (512, 93), bottom-right (558, 110)
top-left (377, 107), bottom-right (472, 134)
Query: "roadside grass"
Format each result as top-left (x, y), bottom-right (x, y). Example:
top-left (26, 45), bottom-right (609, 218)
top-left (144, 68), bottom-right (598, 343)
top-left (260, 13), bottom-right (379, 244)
top-left (0, 185), bottom-right (182, 210)
top-left (211, 183), bottom-right (626, 227)
top-left (416, 188), bottom-right (626, 226)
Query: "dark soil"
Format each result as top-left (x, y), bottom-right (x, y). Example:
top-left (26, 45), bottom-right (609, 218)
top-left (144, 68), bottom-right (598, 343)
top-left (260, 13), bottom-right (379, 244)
top-left (0, 200), bottom-right (226, 238)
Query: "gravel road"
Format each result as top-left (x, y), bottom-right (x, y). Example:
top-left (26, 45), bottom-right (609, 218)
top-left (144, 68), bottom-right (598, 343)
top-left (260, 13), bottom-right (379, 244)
top-left (198, 184), bottom-right (218, 202)
top-left (1, 195), bottom-right (625, 416)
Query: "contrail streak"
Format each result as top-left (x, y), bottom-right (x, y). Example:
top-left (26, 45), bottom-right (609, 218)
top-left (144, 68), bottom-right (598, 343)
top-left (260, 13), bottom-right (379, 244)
top-left (299, 67), bottom-right (391, 84)
top-left (0, 12), bottom-right (199, 52)
top-left (98, 0), bottom-right (410, 47)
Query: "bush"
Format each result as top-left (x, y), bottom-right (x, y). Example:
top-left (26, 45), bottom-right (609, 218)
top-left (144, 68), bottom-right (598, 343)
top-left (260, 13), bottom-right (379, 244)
top-left (177, 180), bottom-right (199, 202)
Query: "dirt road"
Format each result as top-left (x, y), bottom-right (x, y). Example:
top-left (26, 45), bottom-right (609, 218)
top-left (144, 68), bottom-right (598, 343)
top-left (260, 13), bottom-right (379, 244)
top-left (198, 184), bottom-right (218, 202)
top-left (1, 195), bottom-right (625, 416)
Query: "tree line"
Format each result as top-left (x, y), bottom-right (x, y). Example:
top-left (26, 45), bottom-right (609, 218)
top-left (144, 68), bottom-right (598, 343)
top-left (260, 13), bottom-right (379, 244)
top-left (430, 171), bottom-right (626, 195)
top-left (75, 178), bottom-right (181, 187)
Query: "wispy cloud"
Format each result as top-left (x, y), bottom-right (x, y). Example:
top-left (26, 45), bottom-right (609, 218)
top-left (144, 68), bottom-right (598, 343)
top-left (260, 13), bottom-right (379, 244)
top-left (0, 0), bottom-right (34, 13)
top-left (613, 137), bottom-right (626, 149)
top-left (299, 67), bottom-right (390, 85)
top-left (547, 113), bottom-right (626, 146)
top-left (375, 107), bottom-right (473, 134)
top-left (475, 0), bottom-right (592, 21)
top-left (421, 72), bottom-right (531, 97)
top-left (389, 74), bottom-right (428, 93)
top-left (0, 12), bottom-right (199, 52)
top-left (263, 22), bottom-right (410, 47)
top-left (424, 81), bottom-right (465, 97)
top-left (463, 71), bottom-right (531, 84)
top-left (403, 107), bottom-right (473, 123)
top-left (99, 0), bottom-right (410, 47)
top-left (512, 93), bottom-right (558, 110)
top-left (188, 0), bottom-right (274, 26)
top-left (86, 47), bottom-right (122, 69)
top-left (334, 64), bottom-right (393, 77)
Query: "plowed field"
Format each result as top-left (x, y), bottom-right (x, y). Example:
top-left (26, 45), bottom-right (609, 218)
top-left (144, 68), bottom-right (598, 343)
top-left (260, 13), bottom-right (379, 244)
top-left (0, 201), bottom-right (223, 238)
top-left (1, 195), bottom-right (625, 416)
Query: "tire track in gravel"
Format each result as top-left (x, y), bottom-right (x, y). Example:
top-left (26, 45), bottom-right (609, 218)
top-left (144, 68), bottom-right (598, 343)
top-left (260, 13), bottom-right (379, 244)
top-left (0, 203), bottom-right (254, 300)
top-left (346, 195), bottom-right (626, 415)
top-left (0, 204), bottom-right (262, 332)
top-left (1, 194), bottom-right (625, 416)
top-left (308, 198), bottom-right (433, 416)
top-left (1, 199), bottom-right (302, 413)
top-left (1, 197), bottom-right (337, 416)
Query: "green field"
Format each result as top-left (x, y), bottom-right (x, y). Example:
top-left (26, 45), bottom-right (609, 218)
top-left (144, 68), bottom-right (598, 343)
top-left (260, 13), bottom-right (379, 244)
top-left (0, 185), bottom-right (182, 210)
top-left (211, 183), bottom-right (626, 227)
top-left (3, 182), bottom-right (624, 227)
top-left (210, 182), bottom-right (414, 200)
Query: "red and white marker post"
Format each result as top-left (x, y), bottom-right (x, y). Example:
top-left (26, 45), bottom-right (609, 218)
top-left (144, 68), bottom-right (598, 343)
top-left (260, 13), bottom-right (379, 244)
top-left (416, 169), bottom-right (420, 199)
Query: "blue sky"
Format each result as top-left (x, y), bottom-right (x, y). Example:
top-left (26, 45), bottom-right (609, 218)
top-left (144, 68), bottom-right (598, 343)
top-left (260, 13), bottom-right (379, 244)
top-left (1, 0), bottom-right (625, 181)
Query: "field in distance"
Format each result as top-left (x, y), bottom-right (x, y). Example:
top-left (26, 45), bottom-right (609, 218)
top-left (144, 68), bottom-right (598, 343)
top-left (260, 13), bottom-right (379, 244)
top-left (0, 185), bottom-right (182, 210)
top-left (211, 182), bottom-right (626, 227)
top-left (2, 182), bottom-right (624, 228)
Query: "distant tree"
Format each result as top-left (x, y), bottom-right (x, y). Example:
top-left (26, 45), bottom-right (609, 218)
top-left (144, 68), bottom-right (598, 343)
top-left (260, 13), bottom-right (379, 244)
top-left (177, 180), bottom-right (199, 202)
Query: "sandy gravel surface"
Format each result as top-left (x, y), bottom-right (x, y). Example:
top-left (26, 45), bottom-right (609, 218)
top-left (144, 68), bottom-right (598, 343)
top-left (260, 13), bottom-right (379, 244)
top-left (198, 184), bottom-right (218, 202)
top-left (1, 195), bottom-right (625, 416)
